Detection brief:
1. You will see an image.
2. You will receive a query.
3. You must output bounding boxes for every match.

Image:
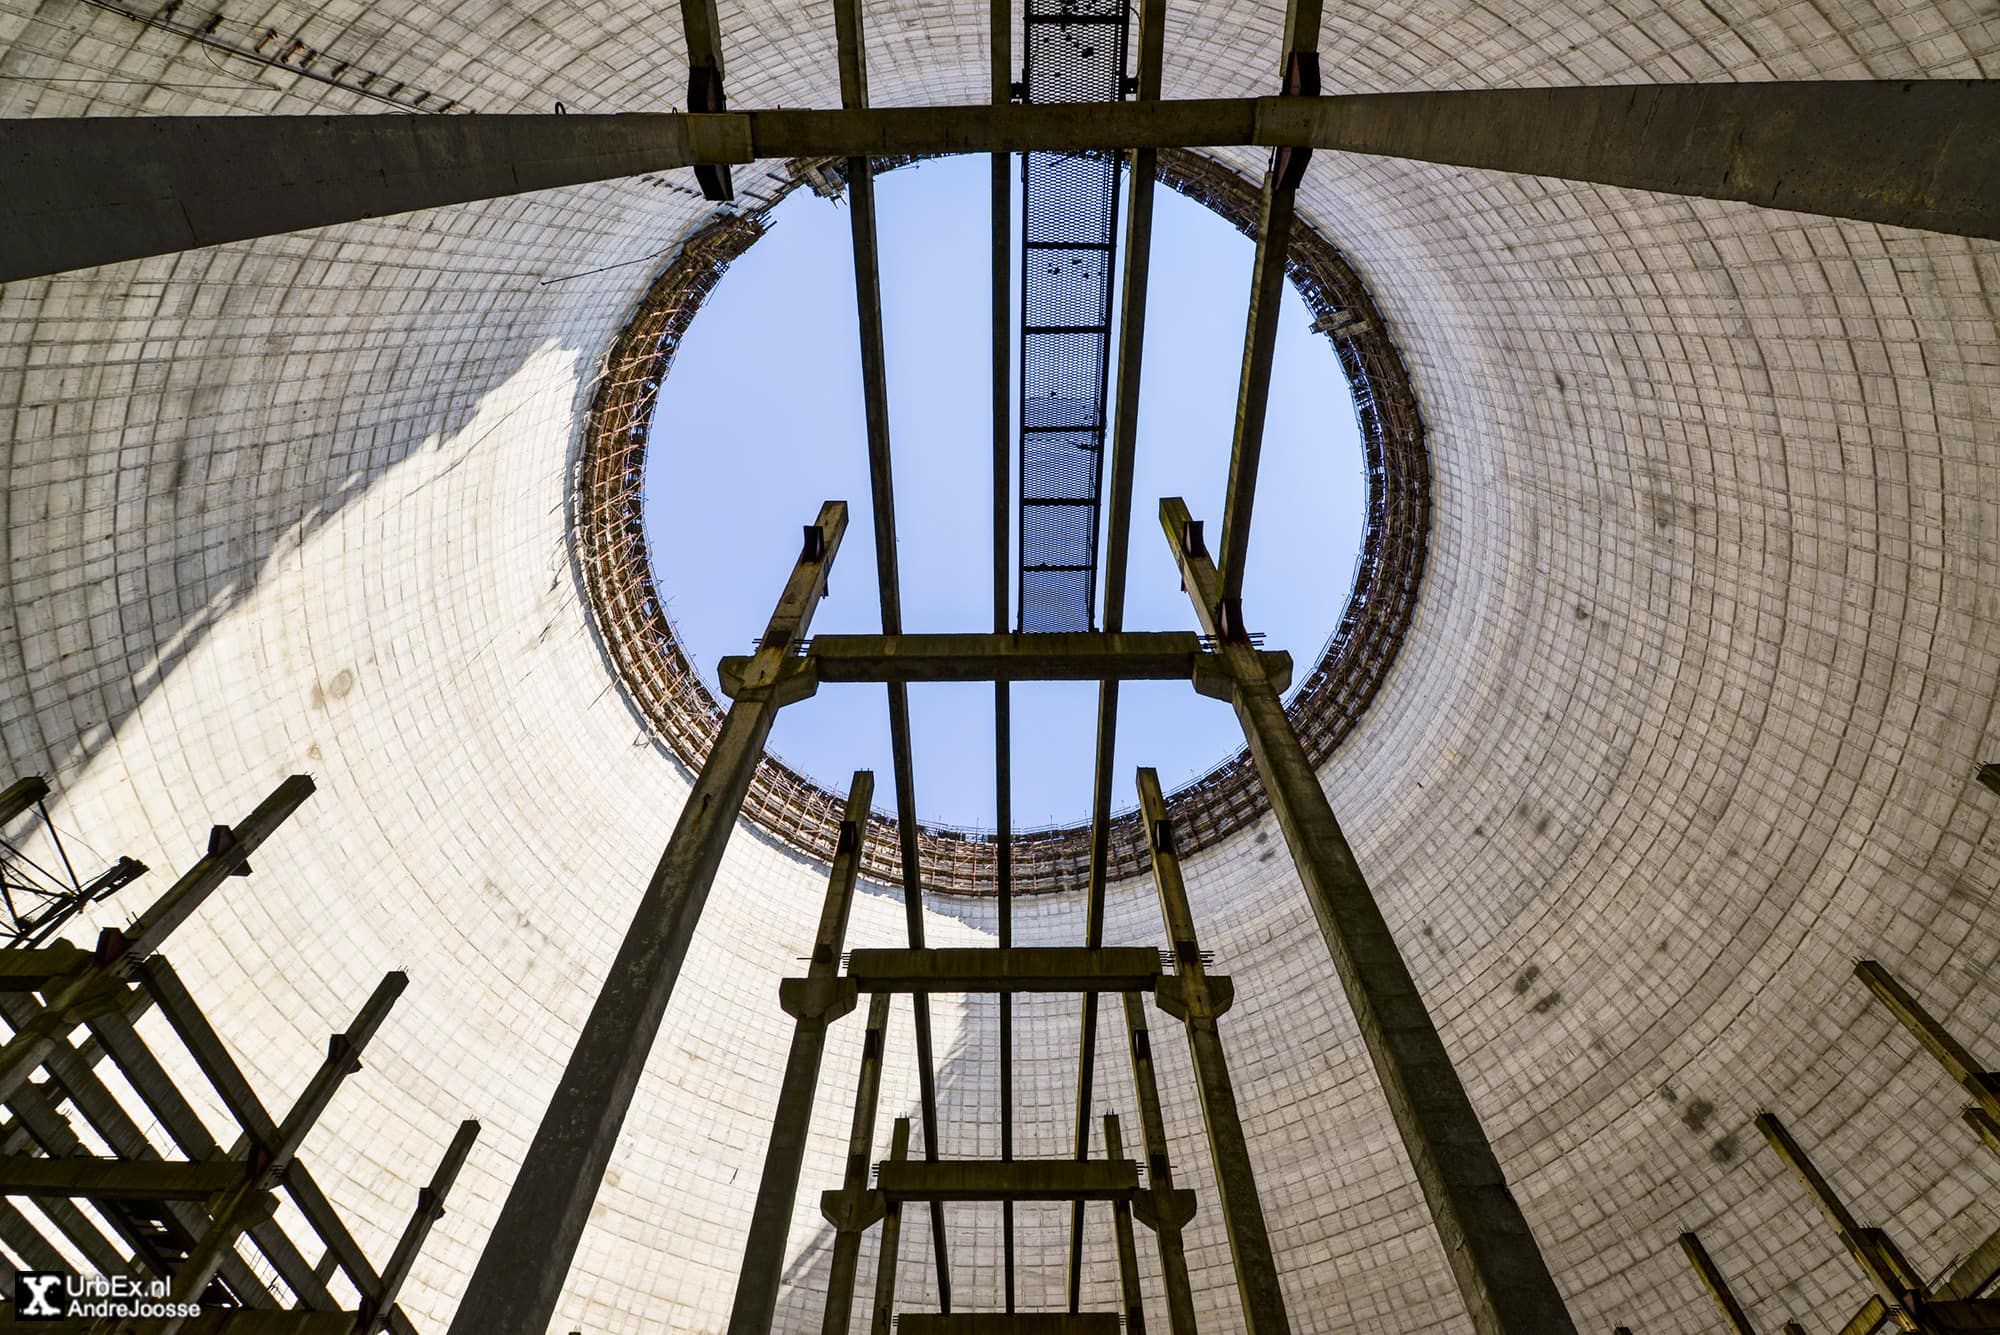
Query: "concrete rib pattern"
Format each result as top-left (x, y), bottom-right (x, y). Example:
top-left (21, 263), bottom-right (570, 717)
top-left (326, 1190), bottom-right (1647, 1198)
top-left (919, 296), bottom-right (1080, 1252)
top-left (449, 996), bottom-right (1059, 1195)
top-left (0, 0), bottom-right (1996, 1330)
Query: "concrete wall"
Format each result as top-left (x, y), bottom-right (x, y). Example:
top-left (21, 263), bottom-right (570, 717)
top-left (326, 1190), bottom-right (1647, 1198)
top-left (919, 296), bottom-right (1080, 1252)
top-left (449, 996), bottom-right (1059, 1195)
top-left (0, 0), bottom-right (1997, 1330)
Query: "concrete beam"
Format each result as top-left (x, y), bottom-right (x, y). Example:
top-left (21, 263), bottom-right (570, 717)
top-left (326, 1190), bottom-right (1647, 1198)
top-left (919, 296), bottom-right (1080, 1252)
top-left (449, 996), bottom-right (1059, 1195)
top-left (875, 1158), bottom-right (1139, 1203)
top-left (0, 942), bottom-right (91, 991)
top-left (871, 1119), bottom-right (912, 1335)
top-left (1757, 1112), bottom-right (1927, 1322)
top-left (147, 972), bottom-right (406, 1335)
top-left (0, 1155), bottom-right (243, 1201)
top-left (449, 505), bottom-right (846, 1335)
top-left (843, 947), bottom-right (1163, 995)
top-left (716, 632), bottom-right (1292, 696)
top-left (830, 0), bottom-right (949, 1296)
top-left (1855, 960), bottom-right (2000, 1131)
top-left (896, 1319), bottom-right (1122, 1335)
top-left (0, 777), bottom-right (49, 828)
top-left (1161, 497), bottom-right (1576, 1335)
top-left (1136, 767), bottom-right (1289, 1335)
top-left (731, 775), bottom-right (874, 1335)
top-left (1678, 1232), bottom-right (1758, 1335)
top-left (8, 82), bottom-right (1996, 280)
top-left (1121, 991), bottom-right (1198, 1333)
top-left (129, 959), bottom-right (403, 1329)
top-left (361, 1118), bottom-right (480, 1335)
top-left (820, 990), bottom-right (893, 1335)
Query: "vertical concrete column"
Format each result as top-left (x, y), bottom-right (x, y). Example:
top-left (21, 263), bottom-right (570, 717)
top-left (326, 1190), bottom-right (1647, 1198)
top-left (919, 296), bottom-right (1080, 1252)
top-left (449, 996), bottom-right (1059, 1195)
top-left (1161, 497), bottom-right (1578, 1335)
top-left (870, 1118), bottom-right (912, 1335)
top-left (1678, 1232), bottom-right (1757, 1335)
top-left (450, 504), bottom-right (847, 1335)
top-left (1855, 960), bottom-right (2000, 1160)
top-left (1137, 767), bottom-right (1289, 1335)
top-left (822, 991), bottom-right (894, 1335)
top-left (363, 1118), bottom-right (481, 1335)
top-left (1104, 1115), bottom-right (1148, 1335)
top-left (731, 773), bottom-right (875, 1334)
top-left (1121, 991), bottom-right (1198, 1334)
top-left (1755, 1112), bottom-right (1927, 1331)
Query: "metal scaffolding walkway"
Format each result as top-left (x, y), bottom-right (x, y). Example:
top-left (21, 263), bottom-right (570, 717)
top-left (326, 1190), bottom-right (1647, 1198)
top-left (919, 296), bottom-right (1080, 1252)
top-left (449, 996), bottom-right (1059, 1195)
top-left (1015, 0), bottom-right (1130, 632)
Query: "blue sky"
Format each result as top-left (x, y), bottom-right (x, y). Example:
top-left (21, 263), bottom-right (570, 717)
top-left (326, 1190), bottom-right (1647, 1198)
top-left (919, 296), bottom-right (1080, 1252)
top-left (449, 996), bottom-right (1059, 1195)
top-left (644, 154), bottom-right (1365, 829)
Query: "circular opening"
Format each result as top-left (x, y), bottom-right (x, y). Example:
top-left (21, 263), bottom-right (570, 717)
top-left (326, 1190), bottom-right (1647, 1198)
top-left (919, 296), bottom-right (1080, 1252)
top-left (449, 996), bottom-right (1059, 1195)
top-left (640, 155), bottom-right (1365, 829)
top-left (576, 148), bottom-right (1430, 895)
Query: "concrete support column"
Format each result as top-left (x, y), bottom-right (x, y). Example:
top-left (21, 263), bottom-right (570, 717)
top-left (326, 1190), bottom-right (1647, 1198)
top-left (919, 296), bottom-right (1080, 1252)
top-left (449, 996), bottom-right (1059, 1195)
top-left (1756, 1112), bottom-right (1929, 1331)
top-left (449, 504), bottom-right (846, 1335)
top-left (1856, 960), bottom-right (2000, 1162)
top-left (822, 991), bottom-right (894, 1335)
top-left (1161, 497), bottom-right (1577, 1335)
top-left (1104, 1116), bottom-right (1148, 1335)
top-left (1121, 992), bottom-right (1198, 1334)
top-left (731, 774), bottom-right (875, 1334)
top-left (871, 1118), bottom-right (913, 1335)
top-left (1679, 1232), bottom-right (1757, 1335)
top-left (1137, 767), bottom-right (1288, 1335)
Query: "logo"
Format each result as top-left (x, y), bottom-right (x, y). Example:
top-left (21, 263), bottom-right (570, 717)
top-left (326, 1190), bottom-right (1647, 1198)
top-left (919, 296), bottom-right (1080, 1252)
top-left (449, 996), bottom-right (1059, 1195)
top-left (14, 1272), bottom-right (65, 1320)
top-left (10, 1272), bottom-right (203, 1321)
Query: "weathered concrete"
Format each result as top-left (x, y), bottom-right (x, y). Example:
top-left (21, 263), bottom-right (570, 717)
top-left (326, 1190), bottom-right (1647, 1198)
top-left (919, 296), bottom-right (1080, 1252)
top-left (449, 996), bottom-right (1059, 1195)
top-left (729, 774), bottom-right (873, 1335)
top-left (1137, 767), bottom-right (1290, 1335)
top-left (5, 82), bottom-right (1995, 280)
top-left (446, 505), bottom-right (846, 1335)
top-left (1163, 498), bottom-right (1577, 1335)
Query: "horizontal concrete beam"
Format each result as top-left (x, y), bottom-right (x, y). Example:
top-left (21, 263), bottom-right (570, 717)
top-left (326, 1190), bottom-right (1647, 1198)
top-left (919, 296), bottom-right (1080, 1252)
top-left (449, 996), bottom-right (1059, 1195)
top-left (717, 632), bottom-right (1292, 697)
top-left (896, 1317), bottom-right (1123, 1334)
top-left (0, 942), bottom-right (91, 991)
top-left (876, 1158), bottom-right (1139, 1202)
top-left (842, 947), bottom-right (1163, 994)
top-left (4, 81), bottom-right (1994, 280)
top-left (0, 1154), bottom-right (244, 1200)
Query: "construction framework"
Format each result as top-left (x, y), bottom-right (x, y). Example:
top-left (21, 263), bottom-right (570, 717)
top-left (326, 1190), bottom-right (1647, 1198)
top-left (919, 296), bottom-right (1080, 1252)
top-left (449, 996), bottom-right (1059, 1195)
top-left (0, 776), bottom-right (476, 1334)
top-left (574, 146), bottom-right (1430, 898)
top-left (7, 3), bottom-right (1994, 1330)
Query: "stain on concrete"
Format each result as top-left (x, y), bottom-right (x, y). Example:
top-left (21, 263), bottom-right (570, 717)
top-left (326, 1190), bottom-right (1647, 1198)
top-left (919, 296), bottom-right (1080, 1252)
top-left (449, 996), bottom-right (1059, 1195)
top-left (1710, 1134), bottom-right (1738, 1163)
top-left (1575, 603), bottom-right (1590, 620)
top-left (1657, 1082), bottom-right (1678, 1105)
top-left (325, 668), bottom-right (356, 700)
top-left (1682, 1098), bottom-right (1714, 1133)
top-left (1530, 991), bottom-right (1562, 1014)
top-left (306, 743), bottom-right (322, 760)
top-left (1513, 965), bottom-right (1541, 995)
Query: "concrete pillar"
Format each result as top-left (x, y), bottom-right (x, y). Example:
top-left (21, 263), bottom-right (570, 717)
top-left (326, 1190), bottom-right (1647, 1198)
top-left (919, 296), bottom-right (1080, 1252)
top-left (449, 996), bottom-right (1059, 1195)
top-left (871, 1118), bottom-right (912, 1335)
top-left (1104, 1116), bottom-right (1148, 1335)
top-left (731, 774), bottom-right (874, 1334)
top-left (1121, 991), bottom-right (1198, 1334)
top-left (1855, 960), bottom-right (2000, 1159)
top-left (1679, 1232), bottom-right (1757, 1335)
top-left (822, 991), bottom-right (894, 1335)
top-left (1160, 497), bottom-right (1578, 1335)
top-left (1755, 1112), bottom-right (1926, 1332)
top-left (449, 504), bottom-right (846, 1335)
top-left (1137, 767), bottom-right (1289, 1334)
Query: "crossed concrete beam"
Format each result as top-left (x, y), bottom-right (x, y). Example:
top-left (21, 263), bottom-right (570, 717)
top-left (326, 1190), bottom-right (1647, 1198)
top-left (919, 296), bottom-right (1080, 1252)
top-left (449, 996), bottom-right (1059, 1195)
top-left (4, 80), bottom-right (1996, 282)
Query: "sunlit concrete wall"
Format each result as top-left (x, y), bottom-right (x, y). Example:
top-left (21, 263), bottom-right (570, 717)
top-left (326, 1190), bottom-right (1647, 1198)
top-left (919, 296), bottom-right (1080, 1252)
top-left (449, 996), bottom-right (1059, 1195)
top-left (0, 0), bottom-right (1996, 1330)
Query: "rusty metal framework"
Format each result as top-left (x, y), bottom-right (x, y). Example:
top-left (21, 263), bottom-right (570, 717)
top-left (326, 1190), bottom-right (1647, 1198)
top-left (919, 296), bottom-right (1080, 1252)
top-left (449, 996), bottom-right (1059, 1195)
top-left (574, 149), bottom-right (1430, 896)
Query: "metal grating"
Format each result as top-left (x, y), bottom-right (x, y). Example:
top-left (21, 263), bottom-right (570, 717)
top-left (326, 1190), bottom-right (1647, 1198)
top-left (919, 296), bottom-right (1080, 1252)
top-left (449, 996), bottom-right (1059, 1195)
top-left (1016, 0), bottom-right (1129, 631)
